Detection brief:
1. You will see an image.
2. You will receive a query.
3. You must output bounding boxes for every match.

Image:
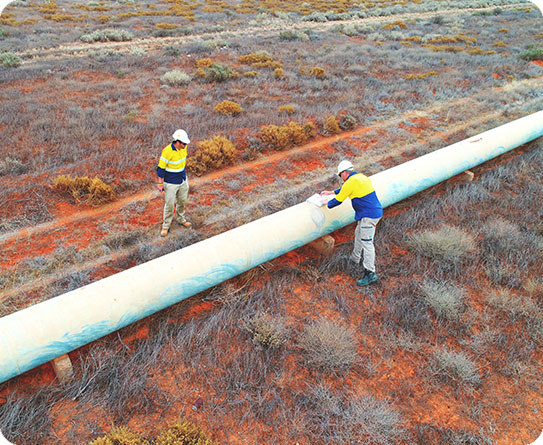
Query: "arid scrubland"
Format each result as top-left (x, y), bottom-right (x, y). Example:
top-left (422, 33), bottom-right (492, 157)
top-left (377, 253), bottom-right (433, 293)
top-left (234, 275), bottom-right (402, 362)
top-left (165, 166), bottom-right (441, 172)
top-left (1, 0), bottom-right (543, 443)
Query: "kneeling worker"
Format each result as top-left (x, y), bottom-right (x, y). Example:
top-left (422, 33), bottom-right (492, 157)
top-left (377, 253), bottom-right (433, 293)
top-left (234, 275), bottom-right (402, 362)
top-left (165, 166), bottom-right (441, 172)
top-left (156, 129), bottom-right (192, 237)
top-left (321, 160), bottom-right (383, 286)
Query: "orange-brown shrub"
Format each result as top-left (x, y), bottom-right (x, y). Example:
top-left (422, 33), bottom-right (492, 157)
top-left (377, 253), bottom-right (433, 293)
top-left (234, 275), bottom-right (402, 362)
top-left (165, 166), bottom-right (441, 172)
top-left (196, 57), bottom-right (212, 68)
top-left (278, 105), bottom-right (296, 115)
top-left (301, 66), bottom-right (327, 78)
top-left (243, 71), bottom-right (258, 77)
top-left (214, 100), bottom-right (242, 115)
top-left (187, 136), bottom-right (238, 176)
top-left (238, 52), bottom-right (272, 65)
top-left (259, 121), bottom-right (316, 150)
top-left (52, 175), bottom-right (115, 206)
top-left (274, 67), bottom-right (284, 79)
top-left (155, 22), bottom-right (178, 29)
top-left (324, 115), bottom-right (341, 134)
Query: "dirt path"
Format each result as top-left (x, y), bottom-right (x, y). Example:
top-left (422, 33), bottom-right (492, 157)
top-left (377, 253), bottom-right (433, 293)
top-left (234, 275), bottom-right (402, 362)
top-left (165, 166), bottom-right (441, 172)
top-left (18, 4), bottom-right (522, 62)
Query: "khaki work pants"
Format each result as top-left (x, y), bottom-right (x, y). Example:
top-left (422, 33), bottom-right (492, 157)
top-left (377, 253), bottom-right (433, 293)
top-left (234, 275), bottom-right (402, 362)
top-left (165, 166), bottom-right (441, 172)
top-left (162, 180), bottom-right (189, 230)
top-left (349, 217), bottom-right (381, 273)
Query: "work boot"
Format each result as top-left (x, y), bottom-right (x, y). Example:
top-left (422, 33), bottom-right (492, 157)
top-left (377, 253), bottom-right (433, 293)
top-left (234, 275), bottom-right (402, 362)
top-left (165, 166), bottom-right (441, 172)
top-left (160, 228), bottom-right (169, 237)
top-left (180, 221), bottom-right (192, 228)
top-left (357, 271), bottom-right (378, 286)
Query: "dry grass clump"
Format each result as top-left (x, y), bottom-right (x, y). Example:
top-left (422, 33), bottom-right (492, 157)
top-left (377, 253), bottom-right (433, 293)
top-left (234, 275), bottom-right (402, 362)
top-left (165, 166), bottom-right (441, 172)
top-left (486, 288), bottom-right (542, 321)
top-left (243, 311), bottom-right (288, 349)
top-left (52, 175), bottom-right (115, 206)
top-left (214, 100), bottom-right (242, 115)
top-left (324, 115), bottom-right (341, 135)
top-left (408, 225), bottom-right (476, 266)
top-left (154, 421), bottom-right (216, 445)
top-left (419, 280), bottom-right (464, 322)
top-left (80, 28), bottom-right (133, 43)
top-left (299, 318), bottom-right (358, 373)
top-left (187, 136), bottom-right (238, 176)
top-left (259, 121), bottom-right (316, 150)
top-left (89, 426), bottom-right (149, 445)
top-left (431, 347), bottom-right (481, 386)
top-left (161, 70), bottom-right (191, 87)
top-left (273, 67), bottom-right (284, 79)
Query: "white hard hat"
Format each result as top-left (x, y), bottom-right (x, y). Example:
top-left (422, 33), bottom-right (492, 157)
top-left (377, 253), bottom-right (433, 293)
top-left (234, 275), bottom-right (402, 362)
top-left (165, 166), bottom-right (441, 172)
top-left (172, 129), bottom-right (190, 144)
top-left (337, 160), bottom-right (354, 176)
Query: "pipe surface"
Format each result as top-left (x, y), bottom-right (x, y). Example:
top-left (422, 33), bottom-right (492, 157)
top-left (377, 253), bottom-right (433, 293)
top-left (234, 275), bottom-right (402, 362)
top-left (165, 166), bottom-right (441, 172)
top-left (1, 110), bottom-right (542, 384)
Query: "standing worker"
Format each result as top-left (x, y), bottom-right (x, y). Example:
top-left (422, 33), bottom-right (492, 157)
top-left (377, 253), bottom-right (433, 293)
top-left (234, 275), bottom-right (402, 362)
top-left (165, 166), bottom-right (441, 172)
top-left (156, 129), bottom-right (192, 237)
top-left (321, 160), bottom-right (383, 286)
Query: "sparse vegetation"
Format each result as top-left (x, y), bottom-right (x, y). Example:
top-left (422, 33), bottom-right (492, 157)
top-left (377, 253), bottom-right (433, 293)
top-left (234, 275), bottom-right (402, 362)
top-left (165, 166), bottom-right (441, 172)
top-left (0, 52), bottom-right (22, 67)
top-left (1, 1), bottom-right (543, 444)
top-left (79, 28), bottom-right (133, 43)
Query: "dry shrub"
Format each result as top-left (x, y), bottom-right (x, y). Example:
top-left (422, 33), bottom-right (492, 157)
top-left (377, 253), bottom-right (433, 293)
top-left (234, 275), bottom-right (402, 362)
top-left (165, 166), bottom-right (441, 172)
top-left (274, 67), bottom-right (284, 79)
top-left (309, 67), bottom-right (326, 78)
top-left (259, 121), bottom-right (315, 150)
top-left (214, 100), bottom-right (242, 115)
top-left (243, 311), bottom-right (288, 349)
top-left (196, 57), bottom-right (212, 68)
top-left (52, 175), bottom-right (115, 206)
top-left (278, 105), bottom-right (296, 115)
top-left (299, 318), bottom-right (358, 373)
top-left (154, 421), bottom-right (215, 445)
top-left (324, 115), bottom-right (341, 135)
top-left (187, 136), bottom-right (238, 176)
top-left (238, 52), bottom-right (272, 65)
top-left (89, 426), bottom-right (149, 445)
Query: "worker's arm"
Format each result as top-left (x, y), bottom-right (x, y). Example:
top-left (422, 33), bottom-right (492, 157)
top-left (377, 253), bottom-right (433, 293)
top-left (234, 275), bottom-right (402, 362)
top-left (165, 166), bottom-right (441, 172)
top-left (327, 182), bottom-right (351, 209)
top-left (156, 150), bottom-right (168, 191)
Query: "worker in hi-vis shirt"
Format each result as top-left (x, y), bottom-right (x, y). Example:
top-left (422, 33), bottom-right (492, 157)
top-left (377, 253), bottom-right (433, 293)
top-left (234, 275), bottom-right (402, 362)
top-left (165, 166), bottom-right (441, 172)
top-left (321, 160), bottom-right (383, 286)
top-left (156, 129), bottom-right (192, 237)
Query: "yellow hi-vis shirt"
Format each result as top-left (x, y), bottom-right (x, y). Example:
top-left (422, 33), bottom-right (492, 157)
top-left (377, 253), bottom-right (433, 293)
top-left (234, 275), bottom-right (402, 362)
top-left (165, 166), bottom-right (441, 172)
top-left (156, 143), bottom-right (187, 184)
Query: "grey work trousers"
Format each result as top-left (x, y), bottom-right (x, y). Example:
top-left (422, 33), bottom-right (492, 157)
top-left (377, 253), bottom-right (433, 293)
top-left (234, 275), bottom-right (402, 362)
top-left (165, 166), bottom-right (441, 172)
top-left (349, 217), bottom-right (381, 273)
top-left (162, 180), bottom-right (189, 230)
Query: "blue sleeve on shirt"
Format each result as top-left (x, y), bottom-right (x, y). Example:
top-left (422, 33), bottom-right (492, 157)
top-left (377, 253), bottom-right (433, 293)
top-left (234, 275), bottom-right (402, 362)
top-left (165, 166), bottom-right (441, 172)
top-left (157, 166), bottom-right (165, 178)
top-left (327, 198), bottom-right (341, 209)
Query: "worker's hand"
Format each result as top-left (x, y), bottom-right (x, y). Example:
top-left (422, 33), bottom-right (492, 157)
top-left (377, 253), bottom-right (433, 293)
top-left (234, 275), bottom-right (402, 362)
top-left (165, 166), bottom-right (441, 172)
top-left (320, 190), bottom-right (334, 196)
top-left (157, 183), bottom-right (164, 192)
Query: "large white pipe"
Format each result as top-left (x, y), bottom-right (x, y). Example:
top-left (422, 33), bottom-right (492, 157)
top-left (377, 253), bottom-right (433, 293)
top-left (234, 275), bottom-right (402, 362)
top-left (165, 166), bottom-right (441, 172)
top-left (1, 110), bottom-right (542, 384)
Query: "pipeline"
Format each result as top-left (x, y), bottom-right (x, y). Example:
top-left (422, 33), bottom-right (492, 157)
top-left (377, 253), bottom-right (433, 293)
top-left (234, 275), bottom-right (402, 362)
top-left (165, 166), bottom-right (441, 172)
top-left (1, 110), bottom-right (542, 384)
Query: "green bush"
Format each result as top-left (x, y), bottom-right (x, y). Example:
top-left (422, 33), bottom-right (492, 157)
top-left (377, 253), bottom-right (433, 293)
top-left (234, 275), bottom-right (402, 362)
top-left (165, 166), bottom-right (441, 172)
top-left (80, 29), bottom-right (133, 43)
top-left (164, 45), bottom-right (180, 56)
top-left (519, 48), bottom-right (543, 61)
top-left (0, 52), bottom-right (22, 68)
top-left (205, 63), bottom-right (235, 82)
top-left (161, 70), bottom-right (191, 87)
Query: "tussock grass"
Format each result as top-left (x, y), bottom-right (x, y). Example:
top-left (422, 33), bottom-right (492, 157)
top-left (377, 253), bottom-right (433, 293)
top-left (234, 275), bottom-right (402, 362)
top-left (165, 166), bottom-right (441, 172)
top-left (300, 384), bottom-right (404, 444)
top-left (160, 69), bottom-right (191, 86)
top-left (299, 318), bottom-right (358, 373)
top-left (408, 225), bottom-right (476, 266)
top-left (419, 279), bottom-right (465, 322)
top-left (431, 347), bottom-right (481, 386)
